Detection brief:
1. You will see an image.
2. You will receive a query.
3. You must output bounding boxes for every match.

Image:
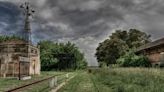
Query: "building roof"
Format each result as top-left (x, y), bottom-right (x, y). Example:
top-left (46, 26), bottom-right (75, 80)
top-left (0, 39), bottom-right (27, 45)
top-left (137, 37), bottom-right (164, 51)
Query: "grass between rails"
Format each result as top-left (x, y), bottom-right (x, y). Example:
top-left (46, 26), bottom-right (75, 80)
top-left (59, 68), bottom-right (164, 92)
top-left (58, 71), bottom-right (96, 92)
top-left (0, 71), bottom-right (68, 92)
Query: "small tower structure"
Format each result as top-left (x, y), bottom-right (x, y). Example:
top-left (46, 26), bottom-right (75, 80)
top-left (20, 2), bottom-right (35, 44)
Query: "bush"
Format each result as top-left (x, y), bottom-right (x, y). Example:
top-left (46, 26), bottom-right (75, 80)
top-left (117, 51), bottom-right (151, 67)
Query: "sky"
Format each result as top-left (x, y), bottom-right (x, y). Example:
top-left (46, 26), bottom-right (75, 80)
top-left (0, 0), bottom-right (164, 66)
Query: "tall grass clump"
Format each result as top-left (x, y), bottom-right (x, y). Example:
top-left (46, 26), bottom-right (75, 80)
top-left (91, 68), bottom-right (164, 92)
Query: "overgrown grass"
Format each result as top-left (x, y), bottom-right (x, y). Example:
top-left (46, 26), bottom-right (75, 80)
top-left (2, 69), bottom-right (163, 92)
top-left (0, 71), bottom-right (66, 92)
top-left (91, 68), bottom-right (164, 92)
top-left (58, 71), bottom-right (96, 92)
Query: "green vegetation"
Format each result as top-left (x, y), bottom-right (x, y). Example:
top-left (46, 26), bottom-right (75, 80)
top-left (38, 41), bottom-right (87, 71)
top-left (1, 69), bottom-right (163, 92)
top-left (0, 35), bottom-right (24, 42)
top-left (0, 71), bottom-right (67, 92)
top-left (91, 68), bottom-right (164, 92)
top-left (17, 72), bottom-right (75, 92)
top-left (117, 50), bottom-right (151, 67)
top-left (59, 68), bottom-right (164, 92)
top-left (95, 29), bottom-right (151, 66)
top-left (58, 72), bottom-right (96, 92)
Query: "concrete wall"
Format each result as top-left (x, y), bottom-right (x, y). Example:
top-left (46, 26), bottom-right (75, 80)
top-left (144, 46), bottom-right (164, 65)
top-left (0, 44), bottom-right (40, 77)
top-left (147, 53), bottom-right (160, 63)
top-left (29, 56), bottom-right (40, 75)
top-left (29, 45), bottom-right (40, 75)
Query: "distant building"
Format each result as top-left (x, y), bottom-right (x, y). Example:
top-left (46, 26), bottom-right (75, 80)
top-left (0, 39), bottom-right (40, 77)
top-left (136, 37), bottom-right (164, 66)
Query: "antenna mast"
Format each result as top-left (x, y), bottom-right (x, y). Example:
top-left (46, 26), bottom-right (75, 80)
top-left (20, 2), bottom-right (35, 44)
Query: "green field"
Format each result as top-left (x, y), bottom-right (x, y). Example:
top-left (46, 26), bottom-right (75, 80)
top-left (59, 68), bottom-right (164, 92)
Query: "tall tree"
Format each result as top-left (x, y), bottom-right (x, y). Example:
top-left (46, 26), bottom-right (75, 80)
top-left (95, 29), bottom-right (151, 66)
top-left (96, 38), bottom-right (128, 66)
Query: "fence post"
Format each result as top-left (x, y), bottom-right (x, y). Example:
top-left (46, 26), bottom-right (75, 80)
top-left (54, 76), bottom-right (58, 86)
top-left (49, 78), bottom-right (55, 88)
top-left (65, 73), bottom-right (69, 82)
top-left (66, 73), bottom-right (69, 78)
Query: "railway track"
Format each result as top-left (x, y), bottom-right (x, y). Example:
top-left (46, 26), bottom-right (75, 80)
top-left (6, 74), bottom-right (63, 92)
top-left (89, 74), bottom-right (100, 92)
top-left (58, 72), bottom-right (99, 92)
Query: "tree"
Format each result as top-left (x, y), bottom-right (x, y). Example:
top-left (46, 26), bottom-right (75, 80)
top-left (38, 41), bottom-right (58, 71)
top-left (96, 38), bottom-right (128, 65)
top-left (95, 29), bottom-right (151, 66)
top-left (38, 41), bottom-right (87, 71)
top-left (127, 29), bottom-right (151, 48)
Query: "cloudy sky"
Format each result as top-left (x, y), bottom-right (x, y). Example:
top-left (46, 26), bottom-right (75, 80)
top-left (0, 0), bottom-right (164, 66)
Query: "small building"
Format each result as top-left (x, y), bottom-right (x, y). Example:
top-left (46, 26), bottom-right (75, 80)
top-left (0, 2), bottom-right (41, 78)
top-left (0, 39), bottom-right (40, 77)
top-left (136, 37), bottom-right (164, 66)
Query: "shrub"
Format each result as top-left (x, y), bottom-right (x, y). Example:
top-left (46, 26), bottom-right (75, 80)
top-left (117, 51), bottom-right (151, 67)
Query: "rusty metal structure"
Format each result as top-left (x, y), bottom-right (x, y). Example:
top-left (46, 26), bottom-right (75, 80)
top-left (0, 2), bottom-right (40, 78)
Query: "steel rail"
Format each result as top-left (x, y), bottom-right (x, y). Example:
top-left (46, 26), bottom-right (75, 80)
top-left (6, 74), bottom-right (63, 92)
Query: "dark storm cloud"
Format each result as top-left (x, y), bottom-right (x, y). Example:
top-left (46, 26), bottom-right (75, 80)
top-left (0, 0), bottom-right (164, 65)
top-left (0, 1), bottom-right (23, 35)
top-left (30, 0), bottom-right (132, 40)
